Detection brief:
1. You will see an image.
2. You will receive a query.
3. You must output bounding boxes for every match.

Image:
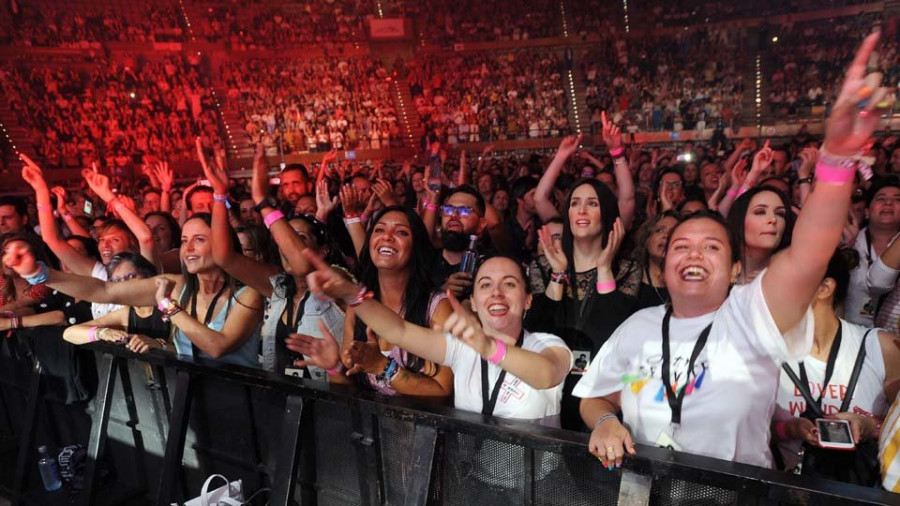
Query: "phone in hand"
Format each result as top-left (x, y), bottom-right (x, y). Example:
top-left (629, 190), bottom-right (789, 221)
top-left (816, 418), bottom-right (856, 450)
top-left (83, 199), bottom-right (93, 215)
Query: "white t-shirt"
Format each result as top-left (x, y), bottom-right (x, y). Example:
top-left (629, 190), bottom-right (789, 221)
top-left (442, 330), bottom-right (572, 426)
top-left (90, 261), bottom-right (123, 319)
top-left (573, 271), bottom-right (813, 468)
top-left (775, 319), bottom-right (887, 468)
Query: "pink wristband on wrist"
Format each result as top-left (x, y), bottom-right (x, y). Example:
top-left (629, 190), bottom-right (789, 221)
top-left (264, 210), bottom-right (285, 229)
top-left (487, 339), bottom-right (507, 365)
top-left (815, 163), bottom-right (856, 185)
top-left (726, 188), bottom-right (739, 199)
top-left (327, 365), bottom-right (342, 375)
top-left (609, 147), bottom-right (625, 158)
top-left (37, 204), bottom-right (52, 212)
top-left (88, 326), bottom-right (99, 343)
top-left (424, 199), bottom-right (437, 211)
top-left (596, 280), bottom-right (616, 293)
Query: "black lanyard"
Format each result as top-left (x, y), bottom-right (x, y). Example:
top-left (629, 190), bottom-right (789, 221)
top-left (480, 331), bottom-right (524, 417)
top-left (783, 322), bottom-right (843, 418)
top-left (661, 308), bottom-right (712, 426)
top-left (283, 290), bottom-right (309, 332)
top-left (189, 285), bottom-right (228, 356)
top-left (865, 229), bottom-right (873, 265)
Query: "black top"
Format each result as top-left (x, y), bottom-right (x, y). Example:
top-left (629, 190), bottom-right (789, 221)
top-left (127, 307), bottom-right (171, 341)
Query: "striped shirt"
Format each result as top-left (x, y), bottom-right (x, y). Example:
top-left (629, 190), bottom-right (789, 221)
top-left (880, 393), bottom-right (900, 491)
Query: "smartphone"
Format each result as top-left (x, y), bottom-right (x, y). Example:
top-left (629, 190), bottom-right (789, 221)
top-left (816, 418), bottom-right (856, 450)
top-left (676, 153), bottom-right (694, 163)
top-left (83, 199), bottom-right (93, 215)
top-left (345, 150), bottom-right (357, 160)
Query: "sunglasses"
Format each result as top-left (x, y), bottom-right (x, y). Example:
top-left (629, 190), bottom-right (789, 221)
top-left (440, 205), bottom-right (476, 218)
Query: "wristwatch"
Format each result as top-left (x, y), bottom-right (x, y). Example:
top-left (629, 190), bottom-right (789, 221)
top-left (253, 198), bottom-right (278, 212)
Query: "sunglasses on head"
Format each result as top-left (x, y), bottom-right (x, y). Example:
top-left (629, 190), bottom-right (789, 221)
top-left (440, 205), bottom-right (476, 218)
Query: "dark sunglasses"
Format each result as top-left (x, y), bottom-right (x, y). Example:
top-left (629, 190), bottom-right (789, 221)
top-left (440, 205), bottom-right (476, 218)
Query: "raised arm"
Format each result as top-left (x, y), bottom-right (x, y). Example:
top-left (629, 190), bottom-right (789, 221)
top-left (535, 134), bottom-right (582, 222)
top-left (83, 165), bottom-right (157, 266)
top-left (19, 154), bottom-right (96, 275)
top-left (51, 186), bottom-right (90, 237)
top-left (154, 162), bottom-right (174, 214)
top-left (204, 149), bottom-right (279, 298)
top-left (765, 32), bottom-right (891, 333)
top-left (601, 112), bottom-right (635, 229)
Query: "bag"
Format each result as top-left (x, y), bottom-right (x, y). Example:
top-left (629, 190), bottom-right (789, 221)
top-left (181, 474), bottom-right (244, 506)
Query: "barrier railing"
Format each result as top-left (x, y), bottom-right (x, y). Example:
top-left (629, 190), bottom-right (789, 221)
top-left (1, 337), bottom-right (899, 506)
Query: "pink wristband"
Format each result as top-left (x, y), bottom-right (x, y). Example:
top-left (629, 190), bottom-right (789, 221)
top-left (264, 210), bottom-right (285, 229)
top-left (88, 326), bottom-right (99, 343)
top-left (487, 338), bottom-right (507, 365)
top-left (596, 280), bottom-right (616, 293)
top-left (726, 188), bottom-right (738, 199)
top-left (609, 147), bottom-right (625, 158)
top-left (327, 365), bottom-right (342, 375)
top-left (37, 204), bottom-right (52, 212)
top-left (815, 163), bottom-right (856, 185)
top-left (774, 420), bottom-right (789, 441)
top-left (424, 200), bottom-right (437, 211)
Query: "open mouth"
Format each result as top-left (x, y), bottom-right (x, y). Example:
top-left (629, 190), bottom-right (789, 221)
top-left (574, 219), bottom-right (591, 227)
top-left (377, 246), bottom-right (397, 256)
top-left (487, 303), bottom-right (509, 316)
top-left (679, 266), bottom-right (709, 281)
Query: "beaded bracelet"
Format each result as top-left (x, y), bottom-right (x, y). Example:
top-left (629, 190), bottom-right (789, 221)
top-left (594, 413), bottom-right (618, 430)
top-left (549, 271), bottom-right (568, 285)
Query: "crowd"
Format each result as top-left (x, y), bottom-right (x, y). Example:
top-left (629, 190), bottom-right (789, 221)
top-left (187, 0), bottom-right (371, 49)
top-left (221, 55), bottom-right (401, 153)
top-left (5, 2), bottom-right (184, 47)
top-left (7, 3), bottom-right (900, 498)
top-left (417, 0), bottom-right (562, 44)
top-left (767, 13), bottom-right (900, 117)
top-left (406, 50), bottom-right (571, 143)
top-left (2, 55), bottom-right (220, 169)
top-left (581, 27), bottom-right (748, 133)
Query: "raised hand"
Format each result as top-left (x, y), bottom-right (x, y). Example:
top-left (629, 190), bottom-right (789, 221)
top-left (340, 184), bottom-right (365, 216)
top-left (601, 111), bottom-right (623, 150)
top-left (440, 291), bottom-right (493, 357)
top-left (749, 140), bottom-right (773, 178)
top-left (82, 164), bottom-right (115, 202)
top-left (154, 161), bottom-right (173, 192)
top-left (250, 145), bottom-right (270, 205)
top-left (315, 179), bottom-right (338, 221)
top-left (729, 157), bottom-right (749, 189)
top-left (302, 248), bottom-right (360, 303)
top-left (537, 225), bottom-right (567, 273)
top-left (199, 143), bottom-right (229, 195)
top-left (797, 146), bottom-right (818, 178)
top-left (286, 320), bottom-right (341, 370)
top-left (342, 329), bottom-right (387, 376)
top-left (555, 133), bottom-right (583, 160)
top-left (19, 153), bottom-right (48, 192)
top-left (372, 179), bottom-right (397, 207)
top-left (141, 165), bottom-right (160, 189)
top-left (825, 32), bottom-right (894, 157)
top-left (596, 218), bottom-right (625, 272)
top-left (50, 186), bottom-right (68, 213)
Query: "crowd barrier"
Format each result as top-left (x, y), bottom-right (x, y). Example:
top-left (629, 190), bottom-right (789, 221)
top-left (1, 336), bottom-right (899, 506)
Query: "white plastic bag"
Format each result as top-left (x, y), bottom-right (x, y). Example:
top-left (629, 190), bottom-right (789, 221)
top-left (180, 474), bottom-right (244, 506)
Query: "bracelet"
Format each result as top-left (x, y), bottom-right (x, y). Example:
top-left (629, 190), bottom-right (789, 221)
top-left (549, 271), bottom-right (568, 284)
top-left (37, 204), bottom-right (52, 212)
top-left (725, 188), bottom-right (739, 199)
top-left (263, 210), bottom-right (285, 229)
top-left (24, 262), bottom-right (50, 285)
top-left (376, 358), bottom-right (398, 384)
top-left (608, 147), bottom-right (625, 158)
top-left (213, 193), bottom-right (232, 209)
top-left (796, 176), bottom-right (813, 185)
top-left (596, 280), bottom-right (616, 293)
top-left (327, 364), bottom-right (343, 376)
top-left (344, 216), bottom-right (362, 226)
top-left (109, 197), bottom-right (124, 212)
top-left (346, 285), bottom-right (375, 307)
top-left (487, 338), bottom-right (508, 365)
top-left (88, 326), bottom-right (99, 343)
top-left (594, 413), bottom-right (618, 430)
top-left (818, 147), bottom-right (859, 170)
top-left (774, 420), bottom-right (790, 441)
top-left (815, 163), bottom-right (856, 185)
top-left (424, 199), bottom-right (438, 211)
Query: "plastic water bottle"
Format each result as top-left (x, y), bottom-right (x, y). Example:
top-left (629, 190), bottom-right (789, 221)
top-left (427, 156), bottom-right (443, 191)
top-left (37, 446), bottom-right (62, 491)
top-left (459, 235), bottom-right (479, 276)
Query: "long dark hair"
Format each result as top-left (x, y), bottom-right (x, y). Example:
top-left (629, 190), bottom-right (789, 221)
top-left (354, 206), bottom-right (437, 374)
top-left (632, 210), bottom-right (681, 281)
top-left (560, 179), bottom-right (620, 296)
top-left (355, 206), bottom-right (437, 328)
top-left (726, 185), bottom-right (794, 270)
top-left (178, 214), bottom-right (244, 311)
top-left (0, 234), bottom-right (52, 304)
top-left (144, 211), bottom-right (181, 249)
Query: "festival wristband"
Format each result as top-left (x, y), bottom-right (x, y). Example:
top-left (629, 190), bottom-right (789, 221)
top-left (37, 204), bottom-right (52, 212)
top-left (596, 280), bottom-right (616, 293)
top-left (424, 200), bottom-right (438, 211)
top-left (264, 210), bottom-right (285, 229)
top-left (344, 216), bottom-right (362, 226)
top-left (24, 262), bottom-right (50, 286)
top-left (609, 147), bottom-right (625, 158)
top-left (346, 285), bottom-right (374, 307)
top-left (327, 365), bottom-right (343, 376)
top-left (487, 338), bottom-right (507, 365)
top-left (88, 326), bottom-right (99, 343)
top-left (725, 188), bottom-right (739, 199)
top-left (549, 271), bottom-right (568, 284)
top-left (213, 193), bottom-right (232, 209)
top-left (815, 163), bottom-right (855, 185)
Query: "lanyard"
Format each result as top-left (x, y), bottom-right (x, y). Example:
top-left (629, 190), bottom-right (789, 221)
top-left (284, 290), bottom-right (309, 332)
top-left (661, 308), bottom-right (712, 426)
top-left (784, 322), bottom-right (843, 418)
top-left (480, 331), bottom-right (524, 417)
top-left (189, 285), bottom-right (228, 357)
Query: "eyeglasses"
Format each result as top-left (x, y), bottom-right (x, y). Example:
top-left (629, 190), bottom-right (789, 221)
top-left (440, 205), bottom-right (477, 217)
top-left (663, 181), bottom-right (683, 189)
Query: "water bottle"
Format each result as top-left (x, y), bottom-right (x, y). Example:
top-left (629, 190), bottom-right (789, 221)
top-left (37, 446), bottom-right (62, 491)
top-left (459, 235), bottom-right (480, 276)
top-left (427, 155), bottom-right (443, 191)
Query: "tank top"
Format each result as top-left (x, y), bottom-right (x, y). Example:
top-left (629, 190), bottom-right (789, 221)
top-left (127, 307), bottom-right (171, 341)
top-left (173, 285), bottom-right (260, 369)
